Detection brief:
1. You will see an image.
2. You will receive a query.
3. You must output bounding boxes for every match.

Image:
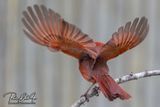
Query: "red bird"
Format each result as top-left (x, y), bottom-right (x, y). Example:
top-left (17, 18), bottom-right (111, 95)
top-left (22, 5), bottom-right (149, 101)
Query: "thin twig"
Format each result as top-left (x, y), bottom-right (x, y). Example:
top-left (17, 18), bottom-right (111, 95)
top-left (71, 70), bottom-right (160, 107)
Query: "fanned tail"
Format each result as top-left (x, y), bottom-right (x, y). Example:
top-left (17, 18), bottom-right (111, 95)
top-left (95, 74), bottom-right (131, 101)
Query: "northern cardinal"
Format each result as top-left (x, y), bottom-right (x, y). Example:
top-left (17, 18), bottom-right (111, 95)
top-left (22, 5), bottom-right (149, 101)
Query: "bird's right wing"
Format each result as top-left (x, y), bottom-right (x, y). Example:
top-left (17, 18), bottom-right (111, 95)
top-left (22, 5), bottom-right (97, 59)
top-left (98, 17), bottom-right (149, 61)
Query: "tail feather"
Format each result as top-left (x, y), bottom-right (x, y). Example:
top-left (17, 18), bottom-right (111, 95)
top-left (96, 74), bottom-right (131, 101)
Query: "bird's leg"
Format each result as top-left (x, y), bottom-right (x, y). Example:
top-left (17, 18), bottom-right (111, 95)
top-left (80, 83), bottom-right (95, 102)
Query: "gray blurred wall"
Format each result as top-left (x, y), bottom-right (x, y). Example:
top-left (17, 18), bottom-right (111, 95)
top-left (0, 0), bottom-right (160, 107)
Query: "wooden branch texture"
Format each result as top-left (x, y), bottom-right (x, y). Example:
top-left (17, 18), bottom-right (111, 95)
top-left (71, 70), bottom-right (160, 107)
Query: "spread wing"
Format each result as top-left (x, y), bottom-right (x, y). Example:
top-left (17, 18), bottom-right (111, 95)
top-left (22, 5), bottom-right (97, 59)
top-left (99, 17), bottom-right (149, 61)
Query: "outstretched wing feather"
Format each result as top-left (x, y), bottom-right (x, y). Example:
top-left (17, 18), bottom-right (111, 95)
top-left (99, 17), bottom-right (149, 61)
top-left (22, 5), bottom-right (97, 59)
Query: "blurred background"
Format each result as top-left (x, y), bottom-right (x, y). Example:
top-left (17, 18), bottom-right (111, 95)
top-left (0, 0), bottom-right (160, 107)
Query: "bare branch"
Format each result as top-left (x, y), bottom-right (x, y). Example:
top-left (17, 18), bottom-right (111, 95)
top-left (71, 70), bottom-right (160, 107)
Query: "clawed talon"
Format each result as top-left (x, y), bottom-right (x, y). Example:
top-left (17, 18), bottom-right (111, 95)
top-left (91, 86), bottom-right (99, 96)
top-left (80, 94), bottom-right (90, 102)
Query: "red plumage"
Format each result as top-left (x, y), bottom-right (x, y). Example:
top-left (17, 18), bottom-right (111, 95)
top-left (79, 55), bottom-right (131, 100)
top-left (22, 5), bottom-right (149, 101)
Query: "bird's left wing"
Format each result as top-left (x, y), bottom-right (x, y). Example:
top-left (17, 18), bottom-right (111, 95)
top-left (22, 5), bottom-right (97, 59)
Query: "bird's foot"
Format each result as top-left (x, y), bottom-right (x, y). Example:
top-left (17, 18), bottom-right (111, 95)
top-left (90, 86), bottom-right (99, 96)
top-left (80, 93), bottom-right (90, 102)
